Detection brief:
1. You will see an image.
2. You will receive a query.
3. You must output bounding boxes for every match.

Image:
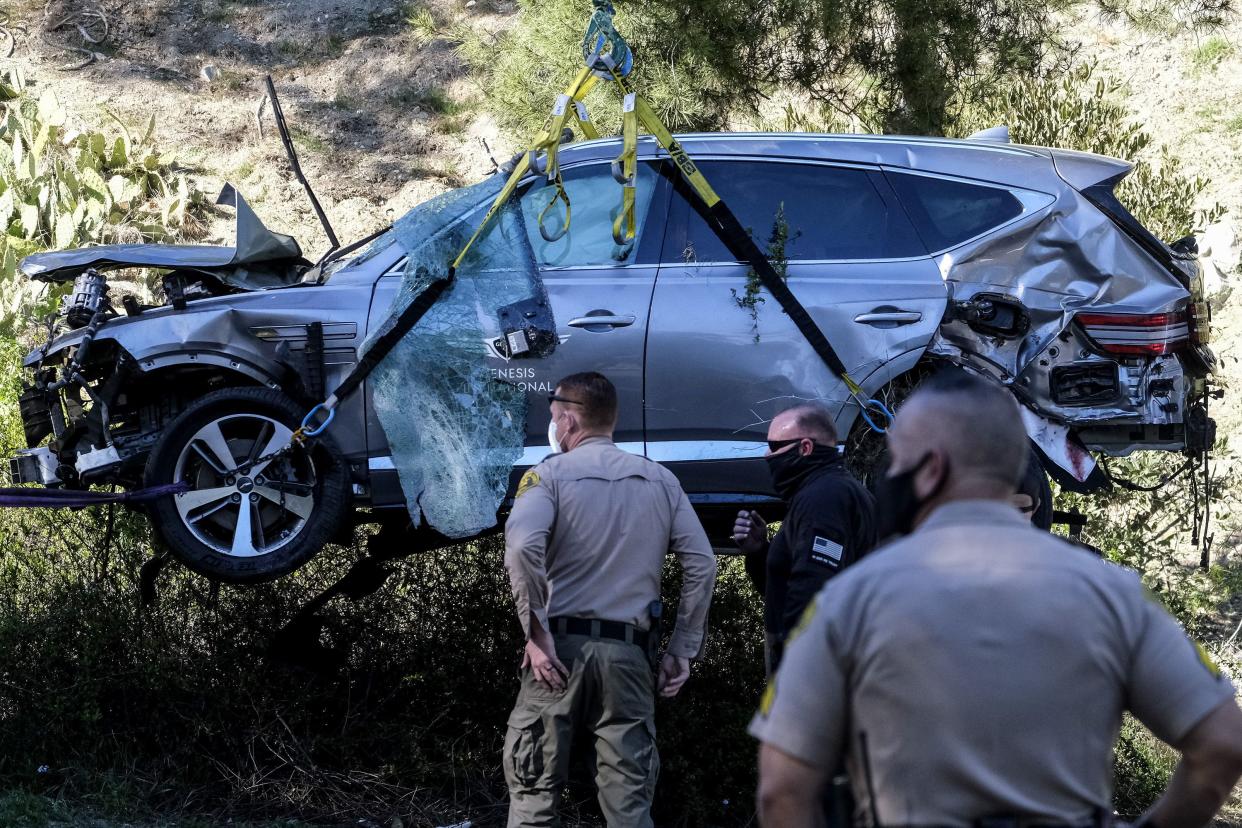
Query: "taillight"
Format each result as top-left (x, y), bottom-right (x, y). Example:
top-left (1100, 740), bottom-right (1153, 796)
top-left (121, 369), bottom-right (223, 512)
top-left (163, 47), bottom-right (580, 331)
top-left (1076, 311), bottom-right (1189, 356)
top-left (1188, 299), bottom-right (1212, 346)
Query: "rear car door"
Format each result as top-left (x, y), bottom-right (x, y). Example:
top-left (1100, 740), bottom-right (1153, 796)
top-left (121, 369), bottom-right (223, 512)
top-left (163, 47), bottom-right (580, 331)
top-left (645, 157), bottom-right (945, 497)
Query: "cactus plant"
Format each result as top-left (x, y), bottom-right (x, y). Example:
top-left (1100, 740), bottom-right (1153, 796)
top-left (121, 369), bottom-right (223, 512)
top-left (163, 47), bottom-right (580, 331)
top-left (0, 67), bottom-right (206, 333)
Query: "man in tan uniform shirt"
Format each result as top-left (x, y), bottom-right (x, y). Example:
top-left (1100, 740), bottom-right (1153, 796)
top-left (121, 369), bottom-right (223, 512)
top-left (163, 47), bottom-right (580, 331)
top-left (503, 371), bottom-right (717, 828)
top-left (751, 370), bottom-right (1242, 827)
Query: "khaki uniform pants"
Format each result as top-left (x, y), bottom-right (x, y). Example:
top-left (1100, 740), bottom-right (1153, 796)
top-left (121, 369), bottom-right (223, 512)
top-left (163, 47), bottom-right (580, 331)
top-left (503, 633), bottom-right (658, 828)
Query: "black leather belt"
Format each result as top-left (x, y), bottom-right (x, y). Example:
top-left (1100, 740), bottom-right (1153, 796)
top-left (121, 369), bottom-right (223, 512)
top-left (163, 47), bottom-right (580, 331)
top-left (549, 616), bottom-right (649, 649)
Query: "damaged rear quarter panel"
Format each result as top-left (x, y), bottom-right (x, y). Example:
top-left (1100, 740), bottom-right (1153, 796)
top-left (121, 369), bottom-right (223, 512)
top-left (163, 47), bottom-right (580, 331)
top-left (927, 182), bottom-right (1191, 426)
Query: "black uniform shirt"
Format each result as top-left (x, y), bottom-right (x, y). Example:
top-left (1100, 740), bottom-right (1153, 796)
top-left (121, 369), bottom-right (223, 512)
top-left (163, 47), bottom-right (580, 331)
top-left (747, 457), bottom-right (876, 642)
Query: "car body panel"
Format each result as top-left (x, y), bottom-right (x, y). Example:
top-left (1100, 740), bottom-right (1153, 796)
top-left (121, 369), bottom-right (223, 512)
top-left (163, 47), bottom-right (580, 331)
top-left (20, 186), bottom-right (306, 289)
top-left (28, 283), bottom-right (373, 462)
top-left (11, 131), bottom-right (1214, 528)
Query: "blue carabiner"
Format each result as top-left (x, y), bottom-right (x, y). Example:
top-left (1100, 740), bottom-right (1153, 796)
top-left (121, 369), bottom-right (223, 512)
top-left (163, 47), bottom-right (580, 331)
top-left (856, 398), bottom-right (894, 434)
top-left (301, 403), bottom-right (336, 438)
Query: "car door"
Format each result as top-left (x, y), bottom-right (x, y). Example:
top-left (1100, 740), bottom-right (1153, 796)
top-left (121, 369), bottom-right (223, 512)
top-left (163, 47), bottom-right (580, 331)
top-left (645, 157), bottom-right (946, 497)
top-left (507, 160), bottom-right (668, 465)
top-left (365, 162), bottom-right (669, 479)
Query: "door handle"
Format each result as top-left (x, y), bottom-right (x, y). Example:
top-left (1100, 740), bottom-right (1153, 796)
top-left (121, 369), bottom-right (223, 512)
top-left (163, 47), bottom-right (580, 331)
top-left (854, 310), bottom-right (922, 326)
top-left (567, 314), bottom-right (636, 329)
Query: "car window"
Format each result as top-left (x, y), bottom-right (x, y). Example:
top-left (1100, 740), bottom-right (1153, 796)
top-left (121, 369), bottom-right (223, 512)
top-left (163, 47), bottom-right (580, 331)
top-left (520, 162), bottom-right (659, 267)
top-left (668, 160), bottom-right (924, 263)
top-left (886, 172), bottom-right (1024, 253)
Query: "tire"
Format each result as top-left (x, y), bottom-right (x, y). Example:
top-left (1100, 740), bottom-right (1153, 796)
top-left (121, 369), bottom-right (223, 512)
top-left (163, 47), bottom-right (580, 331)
top-left (144, 387), bottom-right (351, 584)
top-left (1020, 447), bottom-right (1054, 531)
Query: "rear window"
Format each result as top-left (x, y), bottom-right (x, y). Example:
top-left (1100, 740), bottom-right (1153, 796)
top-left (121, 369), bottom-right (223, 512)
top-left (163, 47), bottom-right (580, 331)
top-left (887, 172), bottom-right (1024, 253)
top-left (671, 161), bottom-right (925, 262)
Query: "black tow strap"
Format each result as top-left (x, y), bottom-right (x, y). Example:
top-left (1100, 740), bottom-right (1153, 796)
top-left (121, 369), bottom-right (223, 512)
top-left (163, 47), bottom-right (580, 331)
top-left (704, 200), bottom-right (854, 381)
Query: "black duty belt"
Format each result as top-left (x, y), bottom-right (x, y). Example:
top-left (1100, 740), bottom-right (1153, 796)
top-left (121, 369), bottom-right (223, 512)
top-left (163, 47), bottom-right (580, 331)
top-left (550, 616), bottom-right (649, 649)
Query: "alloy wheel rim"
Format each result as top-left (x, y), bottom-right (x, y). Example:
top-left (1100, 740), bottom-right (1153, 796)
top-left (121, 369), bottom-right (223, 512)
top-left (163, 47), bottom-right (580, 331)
top-left (172, 413), bottom-right (316, 558)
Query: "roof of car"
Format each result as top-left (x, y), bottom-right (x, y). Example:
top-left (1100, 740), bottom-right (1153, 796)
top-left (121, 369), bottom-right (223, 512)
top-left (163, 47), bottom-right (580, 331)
top-left (558, 131), bottom-right (1127, 191)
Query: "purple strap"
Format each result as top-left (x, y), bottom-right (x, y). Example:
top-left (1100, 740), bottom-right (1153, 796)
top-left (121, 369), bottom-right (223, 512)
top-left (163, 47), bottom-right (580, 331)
top-left (0, 482), bottom-right (190, 508)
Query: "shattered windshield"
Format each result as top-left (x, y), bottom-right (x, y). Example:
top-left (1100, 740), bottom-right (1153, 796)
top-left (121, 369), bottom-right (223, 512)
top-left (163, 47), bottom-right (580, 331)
top-left (364, 175), bottom-right (549, 538)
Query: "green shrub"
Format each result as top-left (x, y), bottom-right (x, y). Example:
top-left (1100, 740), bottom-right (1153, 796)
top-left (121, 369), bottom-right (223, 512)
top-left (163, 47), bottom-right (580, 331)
top-left (1191, 35), bottom-right (1234, 72)
top-left (960, 61), bottom-right (1224, 240)
top-left (0, 67), bottom-right (206, 334)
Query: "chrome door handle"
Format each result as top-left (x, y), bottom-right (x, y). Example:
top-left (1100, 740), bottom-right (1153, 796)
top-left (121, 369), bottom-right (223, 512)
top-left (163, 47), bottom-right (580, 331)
top-left (854, 311), bottom-right (922, 325)
top-left (567, 314), bottom-right (636, 328)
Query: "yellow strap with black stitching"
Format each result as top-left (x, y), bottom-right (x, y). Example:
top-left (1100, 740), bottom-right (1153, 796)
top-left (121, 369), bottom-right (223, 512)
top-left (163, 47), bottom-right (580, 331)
top-left (451, 66), bottom-right (597, 271)
top-left (609, 70), bottom-right (875, 405)
top-left (611, 92), bottom-right (638, 245)
top-left (327, 3), bottom-right (887, 434)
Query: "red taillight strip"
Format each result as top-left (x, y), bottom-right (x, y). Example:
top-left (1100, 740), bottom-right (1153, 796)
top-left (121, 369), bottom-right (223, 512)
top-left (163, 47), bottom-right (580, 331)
top-left (1077, 312), bottom-right (1186, 328)
top-left (1076, 311), bottom-right (1189, 356)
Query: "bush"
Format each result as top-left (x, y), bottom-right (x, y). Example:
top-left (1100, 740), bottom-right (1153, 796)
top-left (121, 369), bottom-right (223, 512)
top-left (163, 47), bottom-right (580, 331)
top-left (0, 66), bottom-right (206, 334)
top-left (0, 501), bottom-right (765, 825)
top-left (462, 0), bottom-right (1073, 140)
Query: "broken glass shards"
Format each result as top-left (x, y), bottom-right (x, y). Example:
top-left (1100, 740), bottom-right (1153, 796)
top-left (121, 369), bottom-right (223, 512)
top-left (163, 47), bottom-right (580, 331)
top-left (366, 175), bottom-right (550, 538)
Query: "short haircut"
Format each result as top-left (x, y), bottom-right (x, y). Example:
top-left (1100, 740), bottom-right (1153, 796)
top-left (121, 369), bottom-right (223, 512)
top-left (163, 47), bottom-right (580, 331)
top-left (908, 369), bottom-right (1027, 490)
top-left (784, 403), bottom-right (838, 444)
top-left (556, 372), bottom-right (618, 430)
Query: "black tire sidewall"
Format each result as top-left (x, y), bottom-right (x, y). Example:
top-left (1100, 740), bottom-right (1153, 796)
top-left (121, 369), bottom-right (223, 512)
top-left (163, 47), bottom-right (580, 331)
top-left (144, 387), bottom-right (350, 584)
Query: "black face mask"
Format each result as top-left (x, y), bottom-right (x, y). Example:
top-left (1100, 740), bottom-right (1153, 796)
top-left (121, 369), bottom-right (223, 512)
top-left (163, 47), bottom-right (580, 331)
top-left (873, 452), bottom-right (948, 540)
top-left (765, 443), bottom-right (840, 500)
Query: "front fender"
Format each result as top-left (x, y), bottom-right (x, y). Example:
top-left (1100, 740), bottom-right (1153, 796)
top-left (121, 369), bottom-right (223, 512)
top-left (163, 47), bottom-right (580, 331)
top-left (24, 305), bottom-right (306, 391)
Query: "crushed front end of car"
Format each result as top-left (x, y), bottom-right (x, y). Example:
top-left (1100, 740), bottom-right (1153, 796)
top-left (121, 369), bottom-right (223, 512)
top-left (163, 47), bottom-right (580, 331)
top-left (8, 187), bottom-right (312, 492)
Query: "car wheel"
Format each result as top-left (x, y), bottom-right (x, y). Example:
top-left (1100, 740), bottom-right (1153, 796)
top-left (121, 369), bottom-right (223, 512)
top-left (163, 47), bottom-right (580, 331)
top-left (144, 387), bottom-right (350, 583)
top-left (1021, 449), bottom-right (1054, 531)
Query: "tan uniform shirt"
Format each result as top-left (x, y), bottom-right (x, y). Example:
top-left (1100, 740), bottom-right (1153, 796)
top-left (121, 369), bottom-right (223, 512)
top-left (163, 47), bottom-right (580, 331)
top-left (504, 436), bottom-right (717, 659)
top-left (750, 500), bottom-right (1235, 825)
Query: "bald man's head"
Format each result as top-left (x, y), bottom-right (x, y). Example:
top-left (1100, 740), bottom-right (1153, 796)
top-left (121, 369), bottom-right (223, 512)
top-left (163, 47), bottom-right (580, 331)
top-left (768, 403), bottom-right (838, 449)
top-left (887, 370), bottom-right (1028, 502)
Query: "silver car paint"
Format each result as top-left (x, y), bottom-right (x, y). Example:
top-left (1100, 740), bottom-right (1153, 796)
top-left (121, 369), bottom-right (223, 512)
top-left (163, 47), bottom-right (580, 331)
top-left (30, 278), bottom-right (375, 463)
top-left (24, 132), bottom-right (1204, 501)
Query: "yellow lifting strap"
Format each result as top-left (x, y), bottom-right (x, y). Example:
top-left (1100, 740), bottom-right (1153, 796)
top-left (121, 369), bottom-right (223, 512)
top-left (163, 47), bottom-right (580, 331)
top-left (610, 92), bottom-right (638, 245)
top-left (444, 24), bottom-right (887, 429)
top-left (450, 67), bottom-right (599, 271)
top-left (604, 70), bottom-right (880, 416)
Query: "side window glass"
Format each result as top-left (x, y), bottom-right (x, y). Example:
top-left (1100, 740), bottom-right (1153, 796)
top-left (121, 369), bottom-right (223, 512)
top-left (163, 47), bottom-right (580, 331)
top-left (886, 172), bottom-right (1024, 253)
top-left (671, 161), bottom-right (924, 263)
top-left (520, 162), bottom-right (658, 267)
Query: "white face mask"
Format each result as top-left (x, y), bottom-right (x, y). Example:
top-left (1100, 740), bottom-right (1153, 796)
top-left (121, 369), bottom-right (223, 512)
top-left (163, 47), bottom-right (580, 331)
top-left (547, 417), bottom-right (562, 454)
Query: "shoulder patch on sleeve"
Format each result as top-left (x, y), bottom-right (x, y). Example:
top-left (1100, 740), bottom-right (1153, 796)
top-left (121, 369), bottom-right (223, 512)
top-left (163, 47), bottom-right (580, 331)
top-left (516, 470), bottom-right (541, 499)
top-left (785, 599), bottom-right (819, 647)
top-left (810, 536), bottom-right (844, 568)
top-left (758, 676), bottom-right (778, 717)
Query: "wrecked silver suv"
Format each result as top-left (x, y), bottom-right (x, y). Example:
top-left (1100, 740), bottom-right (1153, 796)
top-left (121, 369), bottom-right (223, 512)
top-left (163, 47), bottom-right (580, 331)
top-left (8, 132), bottom-right (1217, 583)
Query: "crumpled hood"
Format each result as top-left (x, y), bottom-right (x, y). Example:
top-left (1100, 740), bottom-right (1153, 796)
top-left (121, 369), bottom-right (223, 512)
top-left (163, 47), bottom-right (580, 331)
top-left (19, 184), bottom-right (306, 289)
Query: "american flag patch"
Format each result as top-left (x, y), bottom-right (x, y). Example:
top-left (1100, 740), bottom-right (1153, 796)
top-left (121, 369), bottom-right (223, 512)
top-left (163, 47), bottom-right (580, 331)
top-left (811, 536), bottom-right (843, 568)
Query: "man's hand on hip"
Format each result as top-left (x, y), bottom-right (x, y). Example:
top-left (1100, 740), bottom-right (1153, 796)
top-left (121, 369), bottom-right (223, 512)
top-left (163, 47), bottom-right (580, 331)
top-left (733, 510), bottom-right (768, 555)
top-left (657, 653), bottom-right (691, 698)
top-left (522, 624), bottom-right (569, 691)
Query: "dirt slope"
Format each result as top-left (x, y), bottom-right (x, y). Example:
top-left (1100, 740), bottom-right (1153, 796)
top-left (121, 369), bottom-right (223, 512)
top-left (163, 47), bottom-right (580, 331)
top-left (9, 0), bottom-right (512, 256)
